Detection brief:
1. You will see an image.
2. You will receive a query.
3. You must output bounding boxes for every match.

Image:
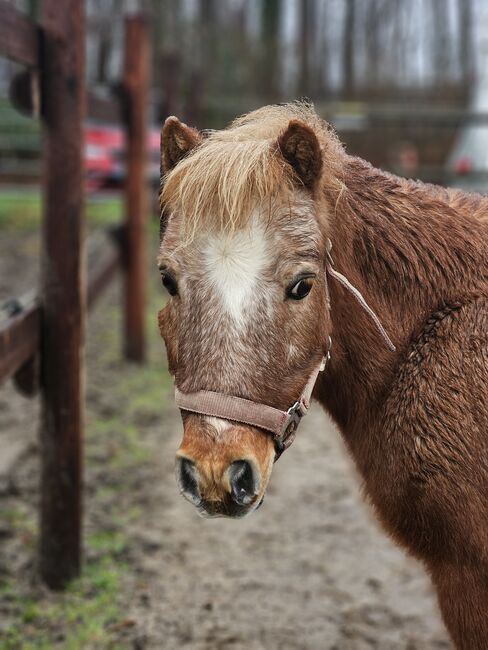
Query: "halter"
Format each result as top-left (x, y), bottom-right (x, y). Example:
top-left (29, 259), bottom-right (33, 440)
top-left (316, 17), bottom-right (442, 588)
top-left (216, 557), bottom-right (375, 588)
top-left (176, 342), bottom-right (331, 459)
top-left (174, 239), bottom-right (396, 459)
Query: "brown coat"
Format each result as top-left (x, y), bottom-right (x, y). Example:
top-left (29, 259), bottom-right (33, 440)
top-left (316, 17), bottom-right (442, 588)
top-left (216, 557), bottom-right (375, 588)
top-left (320, 158), bottom-right (488, 649)
top-left (159, 104), bottom-right (488, 648)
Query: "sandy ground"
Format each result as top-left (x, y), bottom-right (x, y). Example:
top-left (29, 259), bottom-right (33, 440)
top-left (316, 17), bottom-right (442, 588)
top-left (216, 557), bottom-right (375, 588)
top-left (121, 401), bottom-right (452, 650)
top-left (0, 229), bottom-right (452, 649)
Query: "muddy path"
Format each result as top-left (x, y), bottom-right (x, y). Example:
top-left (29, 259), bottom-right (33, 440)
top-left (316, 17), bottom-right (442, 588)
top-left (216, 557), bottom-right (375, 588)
top-left (0, 225), bottom-right (451, 649)
top-left (122, 397), bottom-right (451, 650)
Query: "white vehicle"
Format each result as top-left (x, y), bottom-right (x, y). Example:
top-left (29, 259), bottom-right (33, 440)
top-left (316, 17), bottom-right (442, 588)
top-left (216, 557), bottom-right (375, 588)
top-left (447, 43), bottom-right (488, 193)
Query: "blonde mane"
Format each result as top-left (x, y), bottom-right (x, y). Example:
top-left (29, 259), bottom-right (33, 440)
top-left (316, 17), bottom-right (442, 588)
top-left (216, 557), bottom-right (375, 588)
top-left (160, 102), bottom-right (343, 240)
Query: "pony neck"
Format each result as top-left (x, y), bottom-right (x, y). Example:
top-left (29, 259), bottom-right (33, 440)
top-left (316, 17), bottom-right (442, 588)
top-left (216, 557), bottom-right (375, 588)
top-left (318, 156), bottom-right (485, 436)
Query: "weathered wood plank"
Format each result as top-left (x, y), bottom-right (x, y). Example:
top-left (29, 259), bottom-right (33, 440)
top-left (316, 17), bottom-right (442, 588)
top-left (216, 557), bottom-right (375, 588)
top-left (0, 301), bottom-right (39, 387)
top-left (39, 0), bottom-right (85, 590)
top-left (87, 244), bottom-right (120, 310)
top-left (0, 1), bottom-right (39, 67)
top-left (122, 15), bottom-right (149, 362)
top-left (0, 243), bottom-right (120, 401)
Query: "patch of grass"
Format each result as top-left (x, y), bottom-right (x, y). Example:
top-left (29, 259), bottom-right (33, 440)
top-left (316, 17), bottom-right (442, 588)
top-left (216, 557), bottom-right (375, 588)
top-left (118, 360), bottom-right (172, 406)
top-left (0, 191), bottom-right (40, 231)
top-left (0, 556), bottom-right (125, 650)
top-left (0, 517), bottom-right (133, 649)
top-left (21, 602), bottom-right (43, 624)
top-left (87, 531), bottom-right (128, 557)
top-left (0, 216), bottom-right (170, 649)
top-left (87, 414), bottom-right (150, 470)
top-left (1, 505), bottom-right (36, 543)
top-left (85, 197), bottom-right (124, 228)
top-left (0, 320), bottom-right (166, 649)
top-left (0, 190), bottom-right (122, 232)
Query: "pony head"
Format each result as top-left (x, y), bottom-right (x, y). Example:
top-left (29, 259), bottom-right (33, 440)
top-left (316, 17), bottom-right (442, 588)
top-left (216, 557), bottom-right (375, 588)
top-left (158, 103), bottom-right (343, 517)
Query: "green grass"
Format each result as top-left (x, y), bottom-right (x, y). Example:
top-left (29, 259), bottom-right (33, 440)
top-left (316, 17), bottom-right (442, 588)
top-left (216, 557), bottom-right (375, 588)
top-left (0, 190), bottom-right (122, 232)
top-left (0, 555), bottom-right (126, 649)
top-left (0, 422), bottom-right (137, 648)
top-left (0, 97), bottom-right (40, 153)
top-left (0, 406), bottom-right (152, 648)
top-left (0, 551), bottom-right (127, 649)
top-left (0, 218), bottom-right (170, 648)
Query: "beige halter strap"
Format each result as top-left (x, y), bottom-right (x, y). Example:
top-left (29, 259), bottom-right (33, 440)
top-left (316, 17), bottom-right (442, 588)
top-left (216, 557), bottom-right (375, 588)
top-left (174, 239), bottom-right (396, 459)
top-left (175, 346), bottom-right (330, 459)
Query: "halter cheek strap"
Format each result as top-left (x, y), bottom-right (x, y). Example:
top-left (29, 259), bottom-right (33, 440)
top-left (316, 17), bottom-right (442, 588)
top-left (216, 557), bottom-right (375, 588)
top-left (173, 239), bottom-right (396, 458)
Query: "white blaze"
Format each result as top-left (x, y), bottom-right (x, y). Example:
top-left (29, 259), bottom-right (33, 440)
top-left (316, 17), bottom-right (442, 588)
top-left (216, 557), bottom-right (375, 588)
top-left (203, 219), bottom-right (269, 329)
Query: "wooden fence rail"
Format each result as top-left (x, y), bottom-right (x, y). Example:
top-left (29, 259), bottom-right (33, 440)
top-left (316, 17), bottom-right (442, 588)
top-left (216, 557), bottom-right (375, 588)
top-left (0, 300), bottom-right (40, 389)
top-left (0, 1), bottom-right (39, 67)
top-left (0, 238), bottom-right (122, 387)
top-left (0, 0), bottom-right (149, 589)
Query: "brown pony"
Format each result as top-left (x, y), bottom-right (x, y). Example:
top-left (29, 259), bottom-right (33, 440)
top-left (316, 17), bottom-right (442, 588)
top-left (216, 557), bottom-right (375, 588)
top-left (157, 102), bottom-right (488, 648)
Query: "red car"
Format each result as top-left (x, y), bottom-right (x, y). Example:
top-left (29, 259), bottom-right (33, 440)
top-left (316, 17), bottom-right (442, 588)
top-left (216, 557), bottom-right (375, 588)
top-left (85, 123), bottom-right (160, 191)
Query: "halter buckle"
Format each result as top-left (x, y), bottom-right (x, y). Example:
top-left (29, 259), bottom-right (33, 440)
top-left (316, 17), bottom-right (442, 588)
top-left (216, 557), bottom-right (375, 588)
top-left (288, 400), bottom-right (308, 420)
top-left (286, 401), bottom-right (300, 428)
top-left (277, 401), bottom-right (306, 448)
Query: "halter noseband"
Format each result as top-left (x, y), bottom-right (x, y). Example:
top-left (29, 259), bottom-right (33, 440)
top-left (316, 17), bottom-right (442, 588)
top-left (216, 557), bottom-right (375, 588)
top-left (175, 343), bottom-right (331, 460)
top-left (173, 239), bottom-right (395, 460)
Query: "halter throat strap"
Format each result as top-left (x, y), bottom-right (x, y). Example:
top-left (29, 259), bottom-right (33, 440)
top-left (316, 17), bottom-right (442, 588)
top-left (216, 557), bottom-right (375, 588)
top-left (325, 239), bottom-right (396, 352)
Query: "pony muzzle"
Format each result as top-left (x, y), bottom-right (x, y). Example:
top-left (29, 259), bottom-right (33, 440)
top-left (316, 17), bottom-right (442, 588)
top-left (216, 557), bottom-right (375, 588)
top-left (175, 418), bottom-right (275, 518)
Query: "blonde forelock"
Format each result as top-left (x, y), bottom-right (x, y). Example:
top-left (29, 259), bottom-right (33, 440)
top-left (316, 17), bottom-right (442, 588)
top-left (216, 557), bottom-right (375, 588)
top-left (160, 102), bottom-right (342, 241)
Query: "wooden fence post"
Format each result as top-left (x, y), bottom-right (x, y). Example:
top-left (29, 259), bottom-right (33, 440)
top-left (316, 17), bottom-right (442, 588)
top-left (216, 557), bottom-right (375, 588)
top-left (39, 0), bottom-right (85, 588)
top-left (123, 15), bottom-right (148, 363)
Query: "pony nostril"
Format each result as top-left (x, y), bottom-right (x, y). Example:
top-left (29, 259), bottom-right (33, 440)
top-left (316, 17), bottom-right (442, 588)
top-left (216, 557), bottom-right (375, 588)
top-left (228, 460), bottom-right (259, 506)
top-left (176, 457), bottom-right (201, 505)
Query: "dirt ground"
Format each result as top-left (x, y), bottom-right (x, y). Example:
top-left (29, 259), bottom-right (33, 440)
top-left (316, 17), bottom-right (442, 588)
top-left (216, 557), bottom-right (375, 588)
top-left (125, 410), bottom-right (452, 650)
top-left (0, 225), bottom-right (452, 649)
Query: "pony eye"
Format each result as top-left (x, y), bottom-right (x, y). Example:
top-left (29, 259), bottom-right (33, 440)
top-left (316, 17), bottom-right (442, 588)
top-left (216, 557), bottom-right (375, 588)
top-left (160, 269), bottom-right (178, 296)
top-left (287, 276), bottom-right (314, 300)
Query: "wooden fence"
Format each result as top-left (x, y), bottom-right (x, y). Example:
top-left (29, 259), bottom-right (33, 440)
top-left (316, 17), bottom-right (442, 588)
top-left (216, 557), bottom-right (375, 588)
top-left (0, 0), bottom-right (149, 589)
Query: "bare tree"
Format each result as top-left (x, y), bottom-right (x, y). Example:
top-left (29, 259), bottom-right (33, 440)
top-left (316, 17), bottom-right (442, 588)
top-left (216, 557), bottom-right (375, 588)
top-left (316, 0), bottom-right (331, 96)
top-left (297, 0), bottom-right (318, 98)
top-left (458, 0), bottom-right (474, 86)
top-left (152, 0), bottom-right (184, 120)
top-left (430, 0), bottom-right (451, 85)
top-left (200, 0), bottom-right (219, 80)
top-left (87, 0), bottom-right (122, 85)
top-left (259, 0), bottom-right (282, 99)
top-left (342, 0), bottom-right (356, 98)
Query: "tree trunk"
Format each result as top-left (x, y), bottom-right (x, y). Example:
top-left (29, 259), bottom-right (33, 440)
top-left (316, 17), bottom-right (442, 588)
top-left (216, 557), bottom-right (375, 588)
top-left (259, 0), bottom-right (281, 99)
top-left (431, 0), bottom-right (450, 84)
top-left (458, 0), bottom-right (473, 87)
top-left (200, 0), bottom-right (218, 79)
top-left (342, 0), bottom-right (356, 99)
top-left (156, 0), bottom-right (183, 121)
top-left (297, 0), bottom-right (317, 98)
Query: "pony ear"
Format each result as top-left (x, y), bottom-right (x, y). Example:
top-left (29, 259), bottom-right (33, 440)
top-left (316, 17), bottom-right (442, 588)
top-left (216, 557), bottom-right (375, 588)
top-left (277, 119), bottom-right (323, 188)
top-left (161, 116), bottom-right (202, 173)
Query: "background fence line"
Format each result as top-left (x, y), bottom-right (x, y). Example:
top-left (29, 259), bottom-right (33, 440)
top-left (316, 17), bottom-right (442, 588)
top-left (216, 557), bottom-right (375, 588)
top-left (0, 0), bottom-right (149, 589)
